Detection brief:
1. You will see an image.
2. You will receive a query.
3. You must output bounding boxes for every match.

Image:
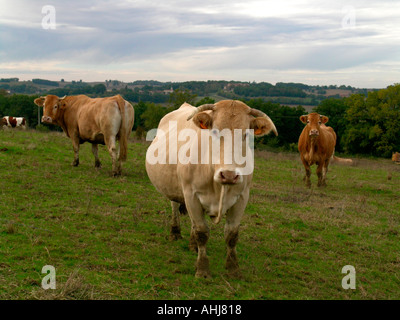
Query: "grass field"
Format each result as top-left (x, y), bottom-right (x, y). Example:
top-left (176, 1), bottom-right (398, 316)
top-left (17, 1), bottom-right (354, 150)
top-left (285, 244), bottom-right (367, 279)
top-left (0, 129), bottom-right (399, 300)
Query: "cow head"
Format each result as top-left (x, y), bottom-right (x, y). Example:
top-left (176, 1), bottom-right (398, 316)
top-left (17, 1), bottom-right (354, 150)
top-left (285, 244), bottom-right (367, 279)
top-left (187, 100), bottom-right (278, 185)
top-left (1, 117), bottom-right (6, 127)
top-left (34, 95), bottom-right (67, 125)
top-left (300, 113), bottom-right (329, 138)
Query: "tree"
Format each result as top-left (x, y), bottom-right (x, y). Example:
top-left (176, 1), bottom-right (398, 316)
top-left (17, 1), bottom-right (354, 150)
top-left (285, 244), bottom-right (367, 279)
top-left (169, 89), bottom-right (197, 109)
top-left (132, 101), bottom-right (147, 130)
top-left (313, 98), bottom-right (348, 152)
top-left (341, 84), bottom-right (400, 157)
top-left (92, 83), bottom-right (106, 95)
top-left (140, 103), bottom-right (171, 130)
top-left (196, 97), bottom-right (215, 106)
top-left (246, 99), bottom-right (306, 149)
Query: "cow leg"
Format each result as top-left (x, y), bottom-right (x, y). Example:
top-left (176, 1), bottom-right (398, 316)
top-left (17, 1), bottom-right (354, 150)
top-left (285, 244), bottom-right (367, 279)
top-left (183, 190), bottom-right (211, 278)
top-left (106, 136), bottom-right (121, 176)
top-left (170, 201), bottom-right (182, 240)
top-left (317, 162), bottom-right (326, 187)
top-left (71, 137), bottom-right (80, 167)
top-left (225, 224), bottom-right (239, 273)
top-left (91, 144), bottom-right (102, 168)
top-left (116, 141), bottom-right (122, 171)
top-left (301, 157), bottom-right (311, 187)
top-left (193, 225), bottom-right (210, 278)
top-left (189, 225), bottom-right (198, 252)
top-left (224, 193), bottom-right (247, 277)
top-left (320, 160), bottom-right (330, 187)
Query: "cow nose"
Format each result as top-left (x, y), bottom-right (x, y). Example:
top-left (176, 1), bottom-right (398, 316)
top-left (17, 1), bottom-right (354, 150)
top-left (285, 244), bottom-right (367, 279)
top-left (42, 116), bottom-right (52, 123)
top-left (220, 170), bottom-right (239, 184)
top-left (310, 129), bottom-right (319, 136)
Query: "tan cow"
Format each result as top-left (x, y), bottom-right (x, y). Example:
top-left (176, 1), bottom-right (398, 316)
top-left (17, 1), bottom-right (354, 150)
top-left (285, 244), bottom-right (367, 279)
top-left (393, 152), bottom-right (400, 164)
top-left (145, 100), bottom-right (277, 278)
top-left (298, 112), bottom-right (351, 187)
top-left (34, 94), bottom-right (134, 176)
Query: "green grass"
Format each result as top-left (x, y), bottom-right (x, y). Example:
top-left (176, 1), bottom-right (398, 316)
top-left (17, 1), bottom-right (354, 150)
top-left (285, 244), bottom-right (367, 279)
top-left (0, 129), bottom-right (400, 300)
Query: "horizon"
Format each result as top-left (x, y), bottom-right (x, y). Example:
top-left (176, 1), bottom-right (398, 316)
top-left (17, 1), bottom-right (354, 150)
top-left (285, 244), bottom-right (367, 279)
top-left (2, 77), bottom-right (388, 90)
top-left (1, 1), bottom-right (399, 89)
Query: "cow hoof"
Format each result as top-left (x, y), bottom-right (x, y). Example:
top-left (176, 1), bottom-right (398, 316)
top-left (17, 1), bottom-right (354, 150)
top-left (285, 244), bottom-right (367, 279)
top-left (195, 270), bottom-right (211, 279)
top-left (169, 232), bottom-right (182, 241)
top-left (72, 160), bottom-right (79, 167)
top-left (225, 257), bottom-right (239, 273)
top-left (226, 268), bottom-right (242, 279)
top-left (189, 242), bottom-right (198, 253)
top-left (95, 161), bottom-right (102, 168)
top-left (112, 171), bottom-right (121, 177)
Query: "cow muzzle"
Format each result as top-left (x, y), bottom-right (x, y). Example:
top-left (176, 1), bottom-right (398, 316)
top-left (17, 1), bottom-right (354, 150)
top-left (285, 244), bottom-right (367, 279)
top-left (220, 170), bottom-right (239, 184)
top-left (215, 169), bottom-right (242, 185)
top-left (42, 116), bottom-right (53, 124)
top-left (309, 129), bottom-right (319, 137)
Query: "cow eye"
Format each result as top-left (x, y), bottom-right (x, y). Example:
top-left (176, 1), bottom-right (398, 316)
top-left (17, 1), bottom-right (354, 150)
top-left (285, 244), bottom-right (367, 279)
top-left (307, 120), bottom-right (310, 123)
top-left (54, 105), bottom-right (58, 109)
top-left (318, 121), bottom-right (321, 125)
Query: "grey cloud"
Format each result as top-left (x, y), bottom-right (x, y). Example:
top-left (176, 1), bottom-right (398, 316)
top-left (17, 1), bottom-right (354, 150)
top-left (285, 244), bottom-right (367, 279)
top-left (0, 0), bottom-right (399, 87)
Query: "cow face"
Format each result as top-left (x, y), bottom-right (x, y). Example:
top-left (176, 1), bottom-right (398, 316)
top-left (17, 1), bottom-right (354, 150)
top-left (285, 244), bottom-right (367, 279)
top-left (190, 100), bottom-right (277, 184)
top-left (34, 95), bottom-right (66, 125)
top-left (300, 113), bottom-right (329, 137)
top-left (1, 117), bottom-right (7, 127)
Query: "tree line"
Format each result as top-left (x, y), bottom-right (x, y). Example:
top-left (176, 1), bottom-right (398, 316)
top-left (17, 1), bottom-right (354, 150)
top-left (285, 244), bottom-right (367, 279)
top-left (0, 84), bottom-right (399, 158)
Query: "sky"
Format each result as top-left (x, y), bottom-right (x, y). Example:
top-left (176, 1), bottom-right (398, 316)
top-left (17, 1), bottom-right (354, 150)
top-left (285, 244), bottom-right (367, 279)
top-left (0, 0), bottom-right (399, 88)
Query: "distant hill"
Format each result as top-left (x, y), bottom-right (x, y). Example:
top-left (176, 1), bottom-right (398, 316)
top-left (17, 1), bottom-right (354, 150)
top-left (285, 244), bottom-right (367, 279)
top-left (0, 77), bottom-right (376, 107)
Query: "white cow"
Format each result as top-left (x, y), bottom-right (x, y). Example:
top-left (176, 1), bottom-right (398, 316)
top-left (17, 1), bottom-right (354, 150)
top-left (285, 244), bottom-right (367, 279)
top-left (145, 100), bottom-right (277, 278)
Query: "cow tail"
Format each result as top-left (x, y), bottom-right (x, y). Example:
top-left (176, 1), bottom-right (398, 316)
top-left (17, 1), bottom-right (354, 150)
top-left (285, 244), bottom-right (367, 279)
top-left (117, 95), bottom-right (128, 162)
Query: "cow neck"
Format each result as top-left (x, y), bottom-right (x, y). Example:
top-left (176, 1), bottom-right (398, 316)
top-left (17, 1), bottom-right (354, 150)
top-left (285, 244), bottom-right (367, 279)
top-left (57, 96), bottom-right (76, 138)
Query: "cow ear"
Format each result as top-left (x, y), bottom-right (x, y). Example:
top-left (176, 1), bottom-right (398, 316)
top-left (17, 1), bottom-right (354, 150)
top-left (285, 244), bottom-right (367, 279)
top-left (192, 111), bottom-right (213, 129)
top-left (320, 115), bottom-right (329, 124)
top-left (250, 117), bottom-right (278, 136)
top-left (300, 115), bottom-right (308, 124)
top-left (59, 100), bottom-right (67, 109)
top-left (34, 97), bottom-right (45, 107)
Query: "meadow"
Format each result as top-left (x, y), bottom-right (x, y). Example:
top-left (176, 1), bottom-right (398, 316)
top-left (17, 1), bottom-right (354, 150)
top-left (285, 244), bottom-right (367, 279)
top-left (0, 128), bottom-right (399, 300)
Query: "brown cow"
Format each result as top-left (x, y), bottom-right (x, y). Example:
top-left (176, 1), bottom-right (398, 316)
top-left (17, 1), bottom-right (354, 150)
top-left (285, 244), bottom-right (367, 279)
top-left (298, 113), bottom-right (337, 187)
top-left (393, 152), bottom-right (400, 164)
top-left (34, 94), bottom-right (134, 176)
top-left (1, 117), bottom-right (7, 127)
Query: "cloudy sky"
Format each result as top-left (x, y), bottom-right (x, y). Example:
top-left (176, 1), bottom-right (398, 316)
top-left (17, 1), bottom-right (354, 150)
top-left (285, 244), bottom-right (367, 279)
top-left (0, 0), bottom-right (399, 88)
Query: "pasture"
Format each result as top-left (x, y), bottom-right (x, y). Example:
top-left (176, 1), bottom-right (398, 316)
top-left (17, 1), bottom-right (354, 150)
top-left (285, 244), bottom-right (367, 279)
top-left (0, 128), bottom-right (399, 300)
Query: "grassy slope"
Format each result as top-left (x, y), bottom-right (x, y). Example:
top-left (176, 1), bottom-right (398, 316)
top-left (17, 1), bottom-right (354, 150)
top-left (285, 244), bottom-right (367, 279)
top-left (0, 129), bottom-right (399, 300)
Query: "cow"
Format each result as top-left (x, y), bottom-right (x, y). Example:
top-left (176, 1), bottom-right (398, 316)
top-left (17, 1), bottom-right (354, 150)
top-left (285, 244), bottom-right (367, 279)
top-left (298, 112), bottom-right (351, 187)
top-left (1, 116), bottom-right (27, 129)
top-left (34, 94), bottom-right (134, 176)
top-left (145, 100), bottom-right (277, 278)
top-left (393, 152), bottom-right (400, 164)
